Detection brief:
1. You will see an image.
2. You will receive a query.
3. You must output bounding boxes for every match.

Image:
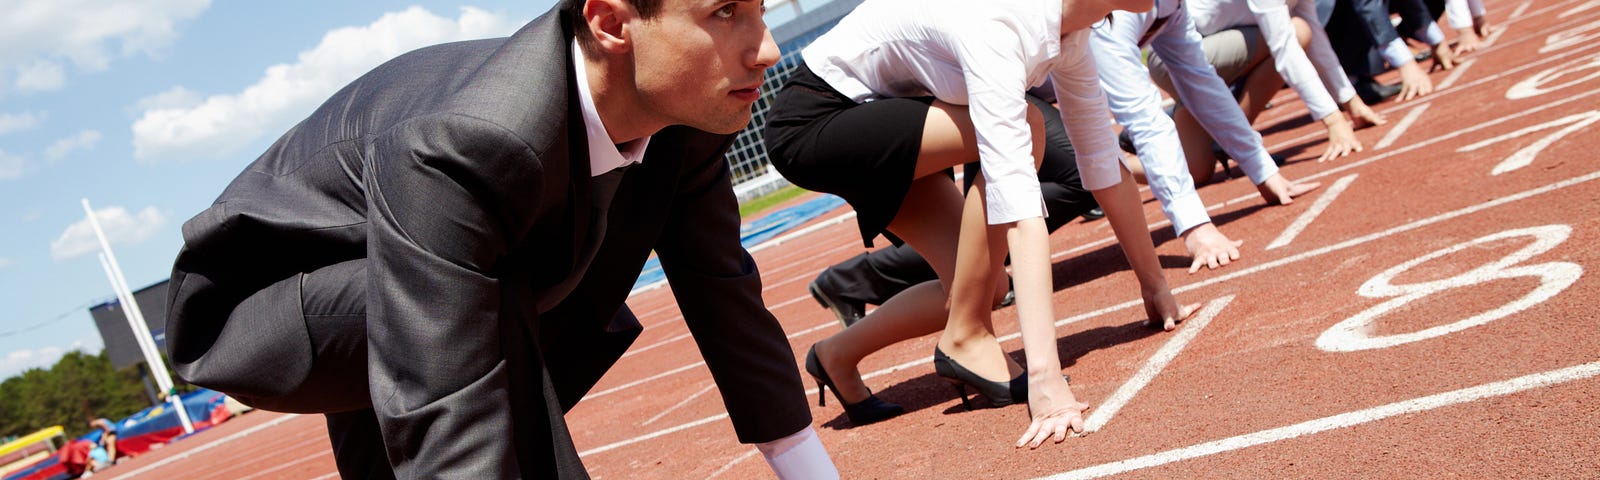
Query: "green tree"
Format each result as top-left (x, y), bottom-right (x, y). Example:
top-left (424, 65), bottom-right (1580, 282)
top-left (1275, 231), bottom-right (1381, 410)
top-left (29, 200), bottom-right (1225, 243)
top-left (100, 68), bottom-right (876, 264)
top-left (0, 350), bottom-right (152, 439)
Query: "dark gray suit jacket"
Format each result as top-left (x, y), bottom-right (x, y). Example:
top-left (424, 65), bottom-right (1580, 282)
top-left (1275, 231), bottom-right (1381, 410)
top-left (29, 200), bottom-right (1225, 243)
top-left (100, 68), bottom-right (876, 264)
top-left (166, 8), bottom-right (809, 478)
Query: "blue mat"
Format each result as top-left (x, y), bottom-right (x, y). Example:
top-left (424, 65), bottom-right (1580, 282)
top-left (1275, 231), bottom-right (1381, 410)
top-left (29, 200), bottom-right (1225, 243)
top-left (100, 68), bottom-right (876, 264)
top-left (631, 194), bottom-right (845, 290)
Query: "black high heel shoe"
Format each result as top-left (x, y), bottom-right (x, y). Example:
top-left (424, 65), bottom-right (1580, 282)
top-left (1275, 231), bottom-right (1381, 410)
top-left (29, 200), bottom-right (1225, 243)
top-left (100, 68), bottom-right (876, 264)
top-left (932, 348), bottom-right (1072, 411)
top-left (933, 347), bottom-right (1024, 410)
top-left (805, 345), bottom-right (904, 425)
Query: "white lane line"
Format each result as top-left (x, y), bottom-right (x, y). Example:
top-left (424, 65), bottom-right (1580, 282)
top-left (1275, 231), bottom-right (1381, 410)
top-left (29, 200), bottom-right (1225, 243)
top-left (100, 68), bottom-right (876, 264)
top-left (107, 414), bottom-right (304, 480)
top-left (1266, 174), bottom-right (1360, 251)
top-left (586, 362), bottom-right (707, 400)
top-left (623, 331), bottom-right (694, 359)
top-left (308, 473), bottom-right (339, 480)
top-left (1437, 59), bottom-right (1476, 90)
top-left (1375, 103), bottom-right (1431, 150)
top-left (1559, 0), bottom-right (1596, 18)
top-left (1082, 296), bottom-right (1235, 434)
top-left (644, 382), bottom-right (717, 426)
top-left (1510, 0), bottom-right (1535, 21)
top-left (1039, 361), bottom-right (1600, 480)
top-left (705, 449), bottom-right (762, 479)
top-left (232, 437), bottom-right (332, 480)
top-left (580, 413), bottom-right (729, 457)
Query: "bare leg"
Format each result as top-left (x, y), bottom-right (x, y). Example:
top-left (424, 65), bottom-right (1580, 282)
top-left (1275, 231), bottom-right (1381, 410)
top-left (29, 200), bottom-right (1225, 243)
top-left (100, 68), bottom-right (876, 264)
top-left (813, 100), bottom-right (1020, 402)
top-left (1171, 106), bottom-right (1223, 185)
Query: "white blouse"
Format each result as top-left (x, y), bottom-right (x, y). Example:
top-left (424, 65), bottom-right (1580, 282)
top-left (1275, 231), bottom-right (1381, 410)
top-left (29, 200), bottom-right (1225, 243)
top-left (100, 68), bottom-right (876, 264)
top-left (801, 0), bottom-right (1121, 225)
top-left (1185, 0), bottom-right (1357, 120)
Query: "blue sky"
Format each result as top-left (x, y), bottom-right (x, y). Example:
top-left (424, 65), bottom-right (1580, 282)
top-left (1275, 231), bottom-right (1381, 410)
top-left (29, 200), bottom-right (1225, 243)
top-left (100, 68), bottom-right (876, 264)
top-left (0, 0), bottom-right (567, 380)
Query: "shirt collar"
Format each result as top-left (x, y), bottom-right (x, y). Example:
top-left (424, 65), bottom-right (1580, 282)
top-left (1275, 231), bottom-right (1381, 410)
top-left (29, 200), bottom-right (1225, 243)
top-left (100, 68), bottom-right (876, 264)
top-left (572, 41), bottom-right (650, 177)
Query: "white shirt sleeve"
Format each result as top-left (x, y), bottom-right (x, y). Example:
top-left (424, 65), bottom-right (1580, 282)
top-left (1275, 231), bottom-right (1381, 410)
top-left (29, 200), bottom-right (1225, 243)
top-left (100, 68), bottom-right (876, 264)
top-left (1050, 30), bottom-right (1123, 193)
top-left (957, 22), bottom-right (1047, 225)
top-left (1092, 12), bottom-right (1212, 236)
top-left (1152, 9), bottom-right (1280, 186)
top-left (1446, 0), bottom-right (1487, 29)
top-left (1248, 0), bottom-right (1345, 118)
top-left (1294, 0), bottom-right (1359, 106)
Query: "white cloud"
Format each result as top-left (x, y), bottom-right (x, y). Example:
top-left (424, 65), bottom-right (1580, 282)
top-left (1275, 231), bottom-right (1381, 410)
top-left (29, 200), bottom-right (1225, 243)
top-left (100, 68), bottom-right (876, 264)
top-left (0, 149), bottom-right (25, 180)
top-left (134, 86), bottom-right (202, 112)
top-left (131, 6), bottom-right (517, 163)
top-left (46, 130), bottom-right (102, 160)
top-left (14, 60), bottom-right (64, 92)
top-left (0, 111), bottom-right (39, 135)
top-left (0, 0), bottom-right (210, 90)
top-left (1, 345), bottom-right (66, 378)
top-left (50, 205), bottom-right (167, 261)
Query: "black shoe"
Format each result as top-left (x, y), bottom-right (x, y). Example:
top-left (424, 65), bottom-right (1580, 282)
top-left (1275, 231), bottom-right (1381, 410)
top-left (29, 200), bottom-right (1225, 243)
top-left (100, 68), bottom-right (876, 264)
top-left (994, 276), bottom-right (1016, 309)
top-left (1081, 207), bottom-right (1105, 221)
top-left (1117, 129), bottom-right (1137, 155)
top-left (1354, 77), bottom-right (1402, 105)
top-left (933, 347), bottom-right (1026, 410)
top-left (806, 345), bottom-right (904, 425)
top-left (808, 278), bottom-right (864, 328)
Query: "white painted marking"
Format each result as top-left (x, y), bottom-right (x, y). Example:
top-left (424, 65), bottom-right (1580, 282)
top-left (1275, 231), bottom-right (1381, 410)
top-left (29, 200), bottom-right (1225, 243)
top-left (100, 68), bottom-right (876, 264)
top-left (705, 449), bottom-right (762, 479)
top-left (623, 331), bottom-right (694, 359)
top-left (1510, 0), bottom-right (1535, 21)
top-left (1505, 56), bottom-right (1600, 100)
top-left (586, 362), bottom-right (706, 400)
top-left (1538, 18), bottom-right (1600, 54)
top-left (106, 414), bottom-right (304, 480)
top-left (1375, 104), bottom-right (1430, 150)
top-left (308, 473), bottom-right (339, 480)
top-left (580, 413), bottom-right (729, 457)
top-left (644, 382), bottom-right (718, 426)
top-left (1038, 361), bottom-right (1600, 480)
top-left (1560, 0), bottom-right (1598, 18)
top-left (1457, 111), bottom-right (1600, 175)
top-left (234, 437), bottom-right (332, 480)
top-left (1436, 59), bottom-right (1475, 90)
top-left (1082, 296), bottom-right (1234, 433)
top-left (1266, 174), bottom-right (1360, 251)
top-left (1316, 225), bottom-right (1582, 352)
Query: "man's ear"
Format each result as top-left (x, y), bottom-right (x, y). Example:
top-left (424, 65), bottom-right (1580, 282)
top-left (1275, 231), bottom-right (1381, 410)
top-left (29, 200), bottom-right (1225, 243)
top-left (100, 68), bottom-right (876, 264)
top-left (584, 0), bottom-right (633, 53)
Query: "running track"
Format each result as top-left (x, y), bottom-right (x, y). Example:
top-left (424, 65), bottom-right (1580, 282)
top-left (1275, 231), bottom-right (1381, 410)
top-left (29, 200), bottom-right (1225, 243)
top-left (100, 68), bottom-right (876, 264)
top-left (100, 0), bottom-right (1600, 477)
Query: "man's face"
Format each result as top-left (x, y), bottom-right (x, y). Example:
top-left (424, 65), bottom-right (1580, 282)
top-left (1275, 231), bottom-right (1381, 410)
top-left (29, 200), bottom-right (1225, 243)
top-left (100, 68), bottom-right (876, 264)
top-left (628, 0), bottom-right (779, 134)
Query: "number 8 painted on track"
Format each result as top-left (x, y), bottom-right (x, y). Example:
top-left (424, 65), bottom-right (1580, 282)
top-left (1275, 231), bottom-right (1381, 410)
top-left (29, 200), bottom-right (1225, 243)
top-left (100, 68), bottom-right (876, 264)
top-left (1316, 225), bottom-right (1583, 352)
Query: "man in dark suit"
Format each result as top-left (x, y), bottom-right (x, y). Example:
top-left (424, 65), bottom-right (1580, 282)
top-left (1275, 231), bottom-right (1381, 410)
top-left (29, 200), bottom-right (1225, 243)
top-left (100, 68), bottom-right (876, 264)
top-left (1324, 0), bottom-right (1455, 103)
top-left (164, 0), bottom-right (835, 478)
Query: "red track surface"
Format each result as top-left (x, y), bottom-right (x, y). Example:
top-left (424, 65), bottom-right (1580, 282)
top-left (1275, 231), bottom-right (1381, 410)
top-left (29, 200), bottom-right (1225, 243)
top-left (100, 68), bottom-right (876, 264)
top-left (98, 0), bottom-right (1600, 477)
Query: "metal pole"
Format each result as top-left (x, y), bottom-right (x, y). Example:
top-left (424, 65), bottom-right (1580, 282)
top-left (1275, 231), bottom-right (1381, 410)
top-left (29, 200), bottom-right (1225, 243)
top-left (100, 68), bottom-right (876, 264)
top-left (83, 199), bottom-right (194, 434)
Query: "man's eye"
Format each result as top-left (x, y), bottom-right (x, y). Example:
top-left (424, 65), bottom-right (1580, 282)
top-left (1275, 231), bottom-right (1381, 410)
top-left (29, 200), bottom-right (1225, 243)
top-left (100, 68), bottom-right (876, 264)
top-left (715, 4), bottom-right (736, 18)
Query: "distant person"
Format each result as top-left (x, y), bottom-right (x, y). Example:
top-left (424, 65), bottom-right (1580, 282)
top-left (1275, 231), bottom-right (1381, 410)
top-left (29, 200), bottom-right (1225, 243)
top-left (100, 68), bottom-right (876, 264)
top-left (88, 418), bottom-right (117, 463)
top-left (1149, 0), bottom-right (1387, 169)
top-left (1324, 0), bottom-right (1456, 103)
top-left (165, 0), bottom-right (837, 478)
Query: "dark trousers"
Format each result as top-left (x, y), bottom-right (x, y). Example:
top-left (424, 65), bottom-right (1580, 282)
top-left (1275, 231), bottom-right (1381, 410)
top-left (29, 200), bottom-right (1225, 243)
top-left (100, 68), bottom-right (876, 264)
top-left (1326, 0), bottom-right (1447, 78)
top-left (815, 94), bottom-right (1099, 306)
top-left (181, 258), bottom-right (619, 479)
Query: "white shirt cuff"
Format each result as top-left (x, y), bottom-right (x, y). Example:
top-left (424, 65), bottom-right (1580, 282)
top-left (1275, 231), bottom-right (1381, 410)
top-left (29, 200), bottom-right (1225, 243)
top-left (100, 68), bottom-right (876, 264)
top-left (756, 426), bottom-right (838, 480)
top-left (1383, 39), bottom-right (1414, 69)
top-left (1165, 190), bottom-right (1212, 236)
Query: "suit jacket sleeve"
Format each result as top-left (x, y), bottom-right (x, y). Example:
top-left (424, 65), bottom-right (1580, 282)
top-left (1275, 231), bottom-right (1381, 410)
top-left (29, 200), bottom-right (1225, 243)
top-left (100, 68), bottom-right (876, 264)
top-left (364, 113), bottom-right (545, 477)
top-left (654, 133), bottom-right (812, 444)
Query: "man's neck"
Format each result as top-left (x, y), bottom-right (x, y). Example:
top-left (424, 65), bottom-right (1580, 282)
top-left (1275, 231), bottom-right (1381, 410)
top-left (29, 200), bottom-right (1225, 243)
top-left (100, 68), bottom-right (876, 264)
top-left (582, 52), bottom-right (662, 144)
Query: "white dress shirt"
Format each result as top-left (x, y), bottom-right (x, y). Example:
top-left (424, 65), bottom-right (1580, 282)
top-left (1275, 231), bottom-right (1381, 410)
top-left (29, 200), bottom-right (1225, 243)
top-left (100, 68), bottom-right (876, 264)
top-left (1092, 0), bottom-right (1280, 235)
top-left (573, 41), bottom-right (651, 176)
top-left (1185, 0), bottom-right (1357, 120)
top-left (802, 0), bottom-right (1122, 224)
top-left (1446, 0), bottom-right (1487, 29)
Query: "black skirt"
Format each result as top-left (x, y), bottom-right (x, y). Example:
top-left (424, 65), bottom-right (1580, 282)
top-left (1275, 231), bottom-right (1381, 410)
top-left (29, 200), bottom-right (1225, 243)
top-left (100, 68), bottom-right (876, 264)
top-left (763, 62), bottom-right (936, 248)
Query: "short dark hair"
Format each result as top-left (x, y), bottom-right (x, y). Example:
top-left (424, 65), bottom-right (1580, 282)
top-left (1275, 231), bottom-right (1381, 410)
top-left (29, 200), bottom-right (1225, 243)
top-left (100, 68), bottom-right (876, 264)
top-left (564, 0), bottom-right (664, 55)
